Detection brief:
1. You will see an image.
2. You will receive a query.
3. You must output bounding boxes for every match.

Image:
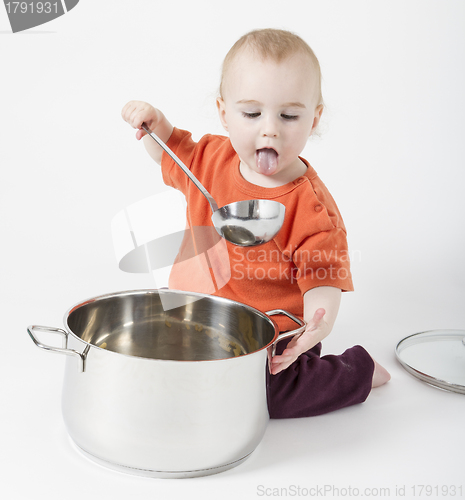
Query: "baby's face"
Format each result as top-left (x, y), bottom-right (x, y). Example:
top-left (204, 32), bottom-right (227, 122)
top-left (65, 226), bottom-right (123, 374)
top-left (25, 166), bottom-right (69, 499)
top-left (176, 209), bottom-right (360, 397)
top-left (217, 49), bottom-right (322, 185)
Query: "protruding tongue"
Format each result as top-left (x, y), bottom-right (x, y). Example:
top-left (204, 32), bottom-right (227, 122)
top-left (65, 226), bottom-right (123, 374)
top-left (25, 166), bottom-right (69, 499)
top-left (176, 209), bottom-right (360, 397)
top-left (256, 149), bottom-right (278, 175)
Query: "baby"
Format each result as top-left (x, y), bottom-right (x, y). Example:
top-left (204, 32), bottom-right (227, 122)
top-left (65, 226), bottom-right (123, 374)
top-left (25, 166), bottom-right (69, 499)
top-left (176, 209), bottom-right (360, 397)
top-left (122, 28), bottom-right (390, 418)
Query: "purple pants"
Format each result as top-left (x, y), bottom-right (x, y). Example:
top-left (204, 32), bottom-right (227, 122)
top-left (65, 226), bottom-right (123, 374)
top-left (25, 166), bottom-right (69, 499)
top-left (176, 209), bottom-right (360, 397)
top-left (266, 338), bottom-right (374, 418)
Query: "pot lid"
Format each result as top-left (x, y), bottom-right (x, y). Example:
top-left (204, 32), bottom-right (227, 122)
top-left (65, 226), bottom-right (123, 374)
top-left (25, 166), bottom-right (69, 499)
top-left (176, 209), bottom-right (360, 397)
top-left (396, 329), bottom-right (465, 394)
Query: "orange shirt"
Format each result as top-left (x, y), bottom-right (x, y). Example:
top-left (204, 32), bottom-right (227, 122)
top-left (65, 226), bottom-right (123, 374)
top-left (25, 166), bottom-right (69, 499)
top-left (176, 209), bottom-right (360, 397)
top-left (161, 128), bottom-right (353, 331)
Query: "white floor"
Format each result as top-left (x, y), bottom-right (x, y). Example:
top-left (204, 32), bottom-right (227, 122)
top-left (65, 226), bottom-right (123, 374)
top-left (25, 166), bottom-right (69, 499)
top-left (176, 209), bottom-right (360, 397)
top-left (3, 281), bottom-right (464, 500)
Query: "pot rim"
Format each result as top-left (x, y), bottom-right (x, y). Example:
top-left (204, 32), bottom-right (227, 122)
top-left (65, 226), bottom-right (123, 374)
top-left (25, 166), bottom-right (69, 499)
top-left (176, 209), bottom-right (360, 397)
top-left (63, 288), bottom-right (280, 362)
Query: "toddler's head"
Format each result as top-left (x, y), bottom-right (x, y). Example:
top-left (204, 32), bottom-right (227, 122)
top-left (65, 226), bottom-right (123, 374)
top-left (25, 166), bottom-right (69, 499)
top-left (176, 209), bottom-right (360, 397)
top-left (217, 29), bottom-right (324, 184)
top-left (220, 28), bottom-right (323, 107)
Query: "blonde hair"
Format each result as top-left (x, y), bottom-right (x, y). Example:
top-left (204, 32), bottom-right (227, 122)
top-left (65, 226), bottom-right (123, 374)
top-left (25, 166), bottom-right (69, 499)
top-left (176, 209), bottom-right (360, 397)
top-left (220, 28), bottom-right (323, 104)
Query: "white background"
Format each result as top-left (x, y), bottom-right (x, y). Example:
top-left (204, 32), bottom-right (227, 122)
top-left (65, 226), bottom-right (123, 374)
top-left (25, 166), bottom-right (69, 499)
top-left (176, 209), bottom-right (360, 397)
top-left (1, 1), bottom-right (464, 499)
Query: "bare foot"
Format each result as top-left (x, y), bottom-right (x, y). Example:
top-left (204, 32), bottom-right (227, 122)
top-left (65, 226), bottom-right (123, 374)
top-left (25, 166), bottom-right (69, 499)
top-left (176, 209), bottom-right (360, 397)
top-left (371, 359), bottom-right (391, 388)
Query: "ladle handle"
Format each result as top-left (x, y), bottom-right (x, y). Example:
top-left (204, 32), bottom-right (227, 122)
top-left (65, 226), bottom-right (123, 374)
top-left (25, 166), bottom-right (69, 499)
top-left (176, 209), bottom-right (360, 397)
top-left (141, 124), bottom-right (219, 213)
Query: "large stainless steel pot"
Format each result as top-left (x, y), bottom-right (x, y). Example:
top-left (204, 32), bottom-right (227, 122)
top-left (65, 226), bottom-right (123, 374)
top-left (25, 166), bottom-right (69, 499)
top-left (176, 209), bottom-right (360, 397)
top-left (27, 289), bottom-right (305, 478)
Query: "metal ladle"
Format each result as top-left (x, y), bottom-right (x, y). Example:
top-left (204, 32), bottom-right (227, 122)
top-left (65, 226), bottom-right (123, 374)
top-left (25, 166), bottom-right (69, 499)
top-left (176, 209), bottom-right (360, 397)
top-left (142, 124), bottom-right (285, 247)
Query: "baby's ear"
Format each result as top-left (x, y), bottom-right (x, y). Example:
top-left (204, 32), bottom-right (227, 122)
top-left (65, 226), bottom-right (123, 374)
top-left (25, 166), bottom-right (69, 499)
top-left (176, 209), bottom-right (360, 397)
top-left (216, 98), bottom-right (229, 132)
top-left (310, 104), bottom-right (324, 136)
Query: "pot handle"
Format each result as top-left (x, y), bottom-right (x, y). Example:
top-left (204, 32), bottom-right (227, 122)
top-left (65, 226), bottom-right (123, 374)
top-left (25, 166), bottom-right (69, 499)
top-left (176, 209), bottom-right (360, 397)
top-left (265, 309), bottom-right (306, 357)
top-left (27, 325), bottom-right (87, 372)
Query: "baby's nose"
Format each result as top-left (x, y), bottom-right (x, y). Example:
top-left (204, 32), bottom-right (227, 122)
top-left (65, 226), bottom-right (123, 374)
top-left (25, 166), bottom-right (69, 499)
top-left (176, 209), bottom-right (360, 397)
top-left (261, 116), bottom-right (279, 137)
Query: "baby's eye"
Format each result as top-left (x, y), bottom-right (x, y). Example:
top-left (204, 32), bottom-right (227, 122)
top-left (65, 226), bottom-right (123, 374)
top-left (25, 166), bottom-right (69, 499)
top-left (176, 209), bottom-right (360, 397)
top-left (281, 114), bottom-right (298, 121)
top-left (242, 112), bottom-right (261, 119)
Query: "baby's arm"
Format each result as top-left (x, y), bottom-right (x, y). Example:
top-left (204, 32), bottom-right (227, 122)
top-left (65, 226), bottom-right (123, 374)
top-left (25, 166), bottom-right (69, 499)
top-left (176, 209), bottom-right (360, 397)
top-left (270, 286), bottom-right (341, 375)
top-left (121, 100), bottom-right (173, 164)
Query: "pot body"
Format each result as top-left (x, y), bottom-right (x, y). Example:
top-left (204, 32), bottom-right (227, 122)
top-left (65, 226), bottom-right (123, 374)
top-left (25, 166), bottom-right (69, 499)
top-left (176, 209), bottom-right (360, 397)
top-left (62, 289), bottom-right (279, 477)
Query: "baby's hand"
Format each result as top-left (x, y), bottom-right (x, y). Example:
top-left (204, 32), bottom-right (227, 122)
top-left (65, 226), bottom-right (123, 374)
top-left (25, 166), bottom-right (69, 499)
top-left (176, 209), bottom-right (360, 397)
top-left (270, 308), bottom-right (327, 375)
top-left (121, 101), bottom-right (159, 140)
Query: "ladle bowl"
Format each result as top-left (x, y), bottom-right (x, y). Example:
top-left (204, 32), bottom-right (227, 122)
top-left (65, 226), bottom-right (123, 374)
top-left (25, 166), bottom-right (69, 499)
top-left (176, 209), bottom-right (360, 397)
top-left (142, 125), bottom-right (285, 247)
